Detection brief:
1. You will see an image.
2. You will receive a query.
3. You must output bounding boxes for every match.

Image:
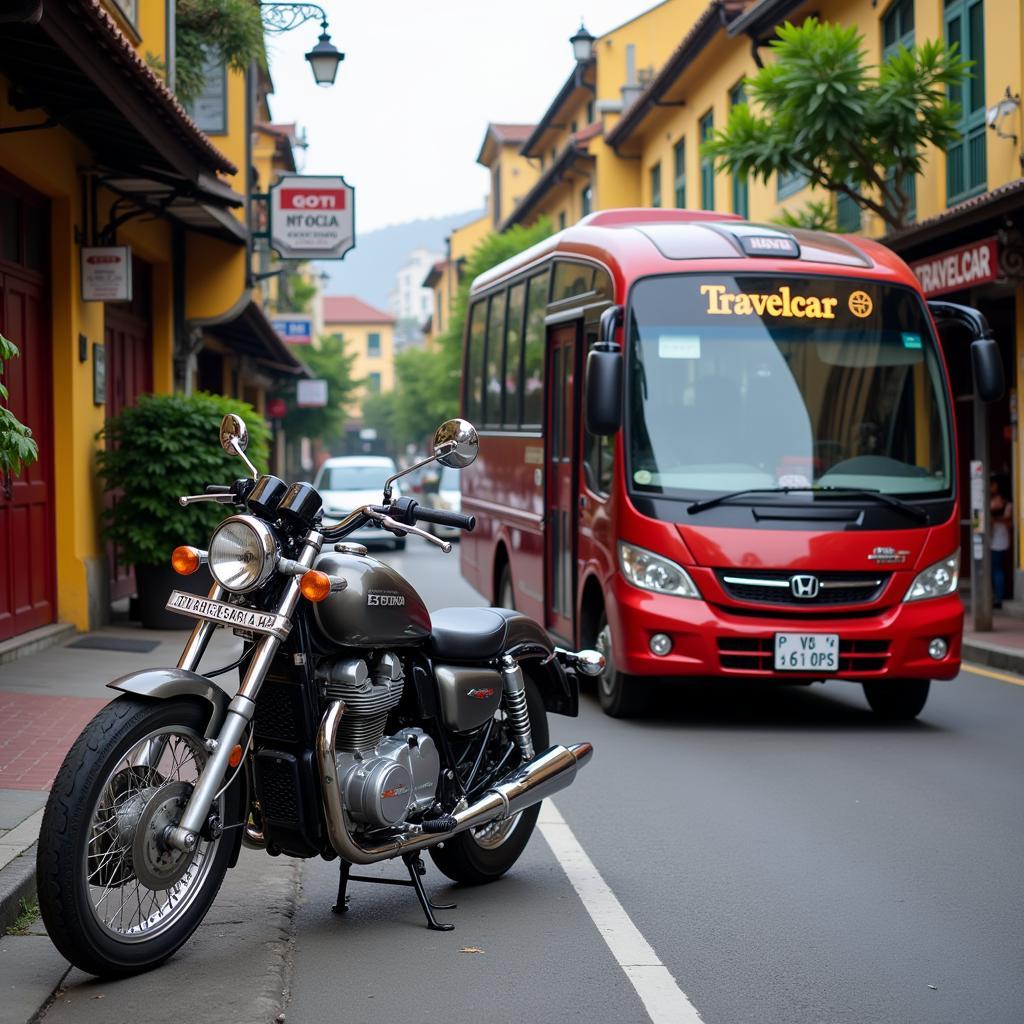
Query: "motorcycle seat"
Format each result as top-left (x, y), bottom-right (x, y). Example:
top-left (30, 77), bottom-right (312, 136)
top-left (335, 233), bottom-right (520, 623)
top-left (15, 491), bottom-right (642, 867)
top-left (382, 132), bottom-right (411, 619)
top-left (428, 607), bottom-right (531, 661)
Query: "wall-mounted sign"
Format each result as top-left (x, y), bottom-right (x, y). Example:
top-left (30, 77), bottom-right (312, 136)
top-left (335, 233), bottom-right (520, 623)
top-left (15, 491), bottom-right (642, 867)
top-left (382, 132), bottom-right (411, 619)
top-left (911, 237), bottom-right (999, 297)
top-left (266, 398), bottom-right (288, 419)
top-left (271, 314), bottom-right (314, 344)
top-left (82, 246), bottom-right (132, 302)
top-left (297, 378), bottom-right (329, 408)
top-left (269, 174), bottom-right (355, 260)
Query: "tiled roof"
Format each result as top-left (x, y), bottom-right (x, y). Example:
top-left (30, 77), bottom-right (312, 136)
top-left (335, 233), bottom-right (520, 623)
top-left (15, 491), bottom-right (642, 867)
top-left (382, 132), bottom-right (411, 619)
top-left (322, 296), bottom-right (395, 324)
top-left (490, 123), bottom-right (535, 143)
top-left (77, 0), bottom-right (237, 175)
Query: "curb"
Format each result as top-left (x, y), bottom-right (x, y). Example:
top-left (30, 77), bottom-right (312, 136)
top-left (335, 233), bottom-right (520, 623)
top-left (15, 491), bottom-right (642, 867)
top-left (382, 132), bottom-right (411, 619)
top-left (962, 639), bottom-right (1024, 676)
top-left (0, 842), bottom-right (37, 934)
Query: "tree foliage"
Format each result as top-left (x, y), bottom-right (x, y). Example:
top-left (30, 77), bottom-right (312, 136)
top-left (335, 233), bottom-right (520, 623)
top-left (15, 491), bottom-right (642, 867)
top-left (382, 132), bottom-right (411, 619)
top-left (364, 218), bottom-right (553, 452)
top-left (0, 335), bottom-right (39, 478)
top-left (277, 334), bottom-right (358, 452)
top-left (97, 392), bottom-right (270, 566)
top-left (175, 0), bottom-right (265, 106)
top-left (703, 18), bottom-right (971, 230)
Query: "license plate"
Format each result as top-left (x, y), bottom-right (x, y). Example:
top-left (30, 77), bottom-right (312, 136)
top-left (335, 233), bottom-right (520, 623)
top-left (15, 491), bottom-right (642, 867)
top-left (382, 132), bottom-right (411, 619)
top-left (165, 590), bottom-right (290, 639)
top-left (773, 632), bottom-right (839, 672)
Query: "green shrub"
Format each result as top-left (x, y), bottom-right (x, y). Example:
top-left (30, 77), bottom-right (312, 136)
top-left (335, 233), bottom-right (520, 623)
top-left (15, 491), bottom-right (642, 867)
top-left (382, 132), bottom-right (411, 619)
top-left (97, 392), bottom-right (270, 567)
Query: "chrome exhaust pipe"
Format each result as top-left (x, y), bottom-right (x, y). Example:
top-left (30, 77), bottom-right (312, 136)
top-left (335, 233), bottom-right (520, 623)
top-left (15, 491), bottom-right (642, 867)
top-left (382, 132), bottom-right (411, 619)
top-left (316, 700), bottom-right (592, 865)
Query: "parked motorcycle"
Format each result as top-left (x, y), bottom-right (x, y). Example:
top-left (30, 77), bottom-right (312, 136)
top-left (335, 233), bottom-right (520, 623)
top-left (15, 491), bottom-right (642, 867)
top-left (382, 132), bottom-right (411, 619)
top-left (37, 416), bottom-right (600, 977)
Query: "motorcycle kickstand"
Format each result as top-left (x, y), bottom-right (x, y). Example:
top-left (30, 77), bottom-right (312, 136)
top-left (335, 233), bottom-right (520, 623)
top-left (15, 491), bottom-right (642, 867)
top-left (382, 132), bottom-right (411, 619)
top-left (331, 860), bottom-right (352, 914)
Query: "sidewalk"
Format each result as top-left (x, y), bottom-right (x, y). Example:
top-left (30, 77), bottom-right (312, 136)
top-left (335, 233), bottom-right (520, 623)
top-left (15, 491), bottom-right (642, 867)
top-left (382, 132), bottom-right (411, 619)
top-left (0, 620), bottom-right (241, 940)
top-left (962, 608), bottom-right (1024, 673)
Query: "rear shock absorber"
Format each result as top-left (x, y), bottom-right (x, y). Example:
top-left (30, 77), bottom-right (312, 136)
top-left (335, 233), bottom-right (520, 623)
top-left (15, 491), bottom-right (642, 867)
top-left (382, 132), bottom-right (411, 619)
top-left (500, 655), bottom-right (535, 760)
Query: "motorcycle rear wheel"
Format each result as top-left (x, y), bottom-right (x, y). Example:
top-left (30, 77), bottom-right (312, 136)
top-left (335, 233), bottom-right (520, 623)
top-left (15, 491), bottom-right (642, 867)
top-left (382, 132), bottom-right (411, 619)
top-left (37, 696), bottom-right (239, 977)
top-left (430, 676), bottom-right (549, 885)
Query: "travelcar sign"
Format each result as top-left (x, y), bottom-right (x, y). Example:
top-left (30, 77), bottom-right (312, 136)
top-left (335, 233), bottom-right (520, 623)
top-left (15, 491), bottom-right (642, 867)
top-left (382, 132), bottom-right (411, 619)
top-left (911, 237), bottom-right (999, 298)
top-left (269, 174), bottom-right (355, 260)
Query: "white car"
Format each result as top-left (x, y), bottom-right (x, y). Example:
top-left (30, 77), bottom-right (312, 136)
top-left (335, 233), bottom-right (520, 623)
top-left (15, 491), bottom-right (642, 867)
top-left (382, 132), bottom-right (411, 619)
top-left (313, 455), bottom-right (405, 550)
top-left (419, 465), bottom-right (463, 540)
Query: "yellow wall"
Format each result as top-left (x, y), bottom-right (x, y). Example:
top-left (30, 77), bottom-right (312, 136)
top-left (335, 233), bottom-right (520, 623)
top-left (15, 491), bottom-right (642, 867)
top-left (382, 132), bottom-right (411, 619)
top-left (488, 141), bottom-right (542, 227)
top-left (322, 320), bottom-right (395, 420)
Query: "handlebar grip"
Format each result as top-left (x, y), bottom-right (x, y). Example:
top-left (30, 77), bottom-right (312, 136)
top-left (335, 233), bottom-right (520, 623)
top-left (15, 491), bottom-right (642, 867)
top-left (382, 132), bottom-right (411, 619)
top-left (413, 506), bottom-right (476, 532)
top-left (205, 484), bottom-right (232, 494)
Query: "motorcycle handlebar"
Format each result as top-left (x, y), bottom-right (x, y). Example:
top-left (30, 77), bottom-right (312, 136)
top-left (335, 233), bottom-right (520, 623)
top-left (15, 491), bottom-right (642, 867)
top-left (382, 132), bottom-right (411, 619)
top-left (413, 506), bottom-right (476, 532)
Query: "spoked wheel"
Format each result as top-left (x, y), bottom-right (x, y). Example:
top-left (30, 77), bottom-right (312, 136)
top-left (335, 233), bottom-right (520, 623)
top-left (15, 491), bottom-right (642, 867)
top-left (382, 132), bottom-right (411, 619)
top-left (37, 697), bottom-right (240, 977)
top-left (595, 615), bottom-right (650, 718)
top-left (430, 676), bottom-right (549, 885)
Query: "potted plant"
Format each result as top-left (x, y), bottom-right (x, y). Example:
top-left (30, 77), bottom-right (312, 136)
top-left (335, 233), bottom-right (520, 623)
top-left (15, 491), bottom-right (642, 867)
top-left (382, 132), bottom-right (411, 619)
top-left (97, 392), bottom-right (270, 629)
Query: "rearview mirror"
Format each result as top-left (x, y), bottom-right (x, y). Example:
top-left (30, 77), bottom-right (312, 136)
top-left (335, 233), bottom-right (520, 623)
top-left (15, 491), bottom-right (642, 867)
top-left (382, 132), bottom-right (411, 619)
top-left (434, 418), bottom-right (479, 468)
top-left (585, 305), bottom-right (623, 436)
top-left (220, 413), bottom-right (249, 455)
top-left (971, 337), bottom-right (1005, 403)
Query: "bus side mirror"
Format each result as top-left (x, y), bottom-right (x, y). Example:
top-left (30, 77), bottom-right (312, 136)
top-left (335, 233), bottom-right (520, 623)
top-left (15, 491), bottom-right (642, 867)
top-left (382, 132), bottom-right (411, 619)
top-left (585, 305), bottom-right (623, 436)
top-left (971, 338), bottom-right (1004, 403)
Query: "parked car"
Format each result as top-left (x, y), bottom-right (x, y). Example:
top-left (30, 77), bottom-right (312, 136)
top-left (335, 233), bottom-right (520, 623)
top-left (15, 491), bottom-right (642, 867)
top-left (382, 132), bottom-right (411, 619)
top-left (313, 455), bottom-right (405, 550)
top-left (419, 465), bottom-right (463, 540)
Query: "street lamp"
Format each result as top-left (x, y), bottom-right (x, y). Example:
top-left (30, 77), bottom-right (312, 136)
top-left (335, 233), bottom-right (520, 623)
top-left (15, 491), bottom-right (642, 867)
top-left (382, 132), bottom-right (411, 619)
top-left (570, 22), bottom-right (596, 64)
top-left (260, 3), bottom-right (344, 87)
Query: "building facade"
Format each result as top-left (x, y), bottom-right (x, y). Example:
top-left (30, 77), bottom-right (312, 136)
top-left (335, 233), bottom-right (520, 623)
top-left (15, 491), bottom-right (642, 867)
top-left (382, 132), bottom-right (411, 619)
top-left (390, 247), bottom-right (443, 350)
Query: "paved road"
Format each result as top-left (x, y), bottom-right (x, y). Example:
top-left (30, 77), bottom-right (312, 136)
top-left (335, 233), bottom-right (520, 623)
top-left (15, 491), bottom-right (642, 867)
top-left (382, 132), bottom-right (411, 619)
top-left (24, 542), bottom-right (1024, 1023)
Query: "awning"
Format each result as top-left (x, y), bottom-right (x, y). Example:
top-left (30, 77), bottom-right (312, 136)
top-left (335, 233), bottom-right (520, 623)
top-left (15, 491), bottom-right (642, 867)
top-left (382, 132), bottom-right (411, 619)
top-left (205, 301), bottom-right (310, 378)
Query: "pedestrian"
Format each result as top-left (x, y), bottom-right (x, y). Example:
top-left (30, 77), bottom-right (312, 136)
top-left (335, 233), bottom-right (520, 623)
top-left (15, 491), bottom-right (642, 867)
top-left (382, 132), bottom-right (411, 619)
top-left (990, 474), bottom-right (1012, 608)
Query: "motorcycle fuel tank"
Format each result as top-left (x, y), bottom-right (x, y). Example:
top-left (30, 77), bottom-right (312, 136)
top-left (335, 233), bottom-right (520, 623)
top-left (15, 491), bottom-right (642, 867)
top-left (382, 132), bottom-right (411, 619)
top-left (311, 550), bottom-right (431, 648)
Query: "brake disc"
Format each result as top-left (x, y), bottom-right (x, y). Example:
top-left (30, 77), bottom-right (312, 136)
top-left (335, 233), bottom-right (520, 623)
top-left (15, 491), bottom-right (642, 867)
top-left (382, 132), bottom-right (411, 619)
top-left (131, 781), bottom-right (196, 891)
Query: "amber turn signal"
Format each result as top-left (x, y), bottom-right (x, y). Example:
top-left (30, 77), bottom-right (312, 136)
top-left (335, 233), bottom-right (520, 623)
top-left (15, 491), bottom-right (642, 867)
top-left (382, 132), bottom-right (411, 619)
top-left (171, 546), bottom-right (201, 575)
top-left (228, 744), bottom-right (243, 769)
top-left (300, 570), bottom-right (332, 602)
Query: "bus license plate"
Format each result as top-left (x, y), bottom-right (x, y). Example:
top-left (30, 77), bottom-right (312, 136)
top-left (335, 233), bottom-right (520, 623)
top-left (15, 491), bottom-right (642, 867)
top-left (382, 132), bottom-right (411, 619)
top-left (774, 633), bottom-right (839, 672)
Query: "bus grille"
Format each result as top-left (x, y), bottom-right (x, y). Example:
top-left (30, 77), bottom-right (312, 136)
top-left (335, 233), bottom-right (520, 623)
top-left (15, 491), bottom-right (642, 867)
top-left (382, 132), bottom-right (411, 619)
top-left (717, 570), bottom-right (888, 607)
top-left (716, 637), bottom-right (891, 674)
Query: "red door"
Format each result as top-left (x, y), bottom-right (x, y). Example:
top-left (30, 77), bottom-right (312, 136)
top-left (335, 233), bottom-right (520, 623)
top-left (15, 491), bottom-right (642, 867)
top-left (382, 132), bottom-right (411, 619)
top-left (0, 268), bottom-right (54, 641)
top-left (545, 323), bottom-right (579, 640)
top-left (104, 260), bottom-right (152, 600)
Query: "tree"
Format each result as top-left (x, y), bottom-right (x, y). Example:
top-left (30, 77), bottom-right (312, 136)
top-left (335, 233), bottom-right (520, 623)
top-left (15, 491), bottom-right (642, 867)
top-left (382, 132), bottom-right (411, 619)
top-left (702, 19), bottom-right (971, 232)
top-left (0, 335), bottom-right (38, 478)
top-left (363, 218), bottom-right (553, 452)
top-left (277, 334), bottom-right (358, 454)
top-left (173, 0), bottom-right (265, 105)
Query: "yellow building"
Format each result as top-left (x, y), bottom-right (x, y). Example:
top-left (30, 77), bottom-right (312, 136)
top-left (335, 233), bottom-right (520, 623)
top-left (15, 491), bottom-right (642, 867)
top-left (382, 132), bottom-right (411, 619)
top-left (476, 124), bottom-right (540, 228)
top-left (0, 0), bottom-right (304, 646)
top-left (320, 296), bottom-right (396, 439)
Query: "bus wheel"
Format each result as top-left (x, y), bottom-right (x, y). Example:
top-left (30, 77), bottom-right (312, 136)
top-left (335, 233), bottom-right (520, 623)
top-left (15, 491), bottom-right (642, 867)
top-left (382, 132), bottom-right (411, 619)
top-left (595, 616), bottom-right (649, 718)
top-left (862, 679), bottom-right (930, 721)
top-left (496, 565), bottom-right (515, 610)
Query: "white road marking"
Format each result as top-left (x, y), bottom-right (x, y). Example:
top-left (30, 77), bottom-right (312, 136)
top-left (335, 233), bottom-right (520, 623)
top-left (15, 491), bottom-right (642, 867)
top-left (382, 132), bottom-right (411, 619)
top-left (539, 801), bottom-right (704, 1024)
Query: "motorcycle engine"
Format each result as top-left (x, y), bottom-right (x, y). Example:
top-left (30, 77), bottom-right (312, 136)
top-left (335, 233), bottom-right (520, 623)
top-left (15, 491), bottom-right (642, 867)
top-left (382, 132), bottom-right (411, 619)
top-left (317, 652), bottom-right (440, 829)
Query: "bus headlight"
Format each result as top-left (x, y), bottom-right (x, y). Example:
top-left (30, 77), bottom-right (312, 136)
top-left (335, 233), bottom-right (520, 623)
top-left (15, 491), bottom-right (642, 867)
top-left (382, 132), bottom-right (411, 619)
top-left (208, 515), bottom-right (279, 593)
top-left (903, 551), bottom-right (960, 602)
top-left (619, 542), bottom-right (701, 598)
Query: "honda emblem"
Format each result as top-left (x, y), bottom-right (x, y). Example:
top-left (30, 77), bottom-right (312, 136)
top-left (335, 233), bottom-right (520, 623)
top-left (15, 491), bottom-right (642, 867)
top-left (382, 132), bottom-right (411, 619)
top-left (790, 574), bottom-right (820, 599)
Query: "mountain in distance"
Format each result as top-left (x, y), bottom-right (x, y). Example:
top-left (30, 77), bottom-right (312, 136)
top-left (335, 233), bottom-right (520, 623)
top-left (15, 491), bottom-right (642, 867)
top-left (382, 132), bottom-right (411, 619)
top-left (316, 208), bottom-right (485, 311)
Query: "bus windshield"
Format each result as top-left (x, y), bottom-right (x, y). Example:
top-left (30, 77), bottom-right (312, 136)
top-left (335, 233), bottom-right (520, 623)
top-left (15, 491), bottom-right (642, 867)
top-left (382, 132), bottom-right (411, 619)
top-left (627, 274), bottom-right (952, 499)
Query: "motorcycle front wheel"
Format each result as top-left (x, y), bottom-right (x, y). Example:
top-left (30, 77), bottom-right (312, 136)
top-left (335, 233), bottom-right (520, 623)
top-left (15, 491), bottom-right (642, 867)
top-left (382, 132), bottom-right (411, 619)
top-left (430, 675), bottom-right (549, 885)
top-left (37, 696), bottom-right (240, 977)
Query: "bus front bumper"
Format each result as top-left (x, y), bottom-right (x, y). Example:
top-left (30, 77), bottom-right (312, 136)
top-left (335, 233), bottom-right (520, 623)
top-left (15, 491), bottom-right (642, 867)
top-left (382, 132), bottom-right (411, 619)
top-left (606, 584), bottom-right (963, 681)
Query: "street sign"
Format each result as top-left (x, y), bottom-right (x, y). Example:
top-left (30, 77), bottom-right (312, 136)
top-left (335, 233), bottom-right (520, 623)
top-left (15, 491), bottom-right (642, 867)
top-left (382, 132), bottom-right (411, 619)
top-left (269, 174), bottom-right (355, 260)
top-left (297, 379), bottom-right (329, 408)
top-left (271, 315), bottom-right (314, 344)
top-left (82, 246), bottom-right (132, 301)
top-left (267, 397), bottom-right (287, 419)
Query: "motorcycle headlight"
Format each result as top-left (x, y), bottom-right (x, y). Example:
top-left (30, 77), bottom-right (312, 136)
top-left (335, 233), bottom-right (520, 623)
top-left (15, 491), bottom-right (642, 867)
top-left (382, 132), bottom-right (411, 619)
top-left (208, 515), bottom-right (278, 593)
top-left (618, 541), bottom-right (701, 598)
top-left (903, 551), bottom-right (960, 602)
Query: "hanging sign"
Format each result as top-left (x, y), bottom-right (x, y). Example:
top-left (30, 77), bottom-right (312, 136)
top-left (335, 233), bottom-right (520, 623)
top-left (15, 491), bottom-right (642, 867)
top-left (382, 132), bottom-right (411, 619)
top-left (911, 237), bottom-right (999, 297)
top-left (269, 174), bottom-right (355, 260)
top-left (82, 246), bottom-right (132, 302)
top-left (271, 314), bottom-right (314, 344)
top-left (297, 379), bottom-right (329, 408)
top-left (266, 398), bottom-right (287, 419)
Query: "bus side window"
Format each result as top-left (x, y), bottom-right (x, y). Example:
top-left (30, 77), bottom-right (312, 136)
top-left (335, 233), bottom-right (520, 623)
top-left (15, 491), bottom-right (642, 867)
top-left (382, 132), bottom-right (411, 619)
top-left (504, 281), bottom-right (526, 428)
top-left (465, 300), bottom-right (488, 422)
top-left (522, 272), bottom-right (549, 427)
top-left (484, 289), bottom-right (507, 428)
top-left (552, 261), bottom-right (594, 302)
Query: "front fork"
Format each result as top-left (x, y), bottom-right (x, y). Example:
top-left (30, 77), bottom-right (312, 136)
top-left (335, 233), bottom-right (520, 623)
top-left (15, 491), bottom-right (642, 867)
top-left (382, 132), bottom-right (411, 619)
top-left (165, 531), bottom-right (323, 853)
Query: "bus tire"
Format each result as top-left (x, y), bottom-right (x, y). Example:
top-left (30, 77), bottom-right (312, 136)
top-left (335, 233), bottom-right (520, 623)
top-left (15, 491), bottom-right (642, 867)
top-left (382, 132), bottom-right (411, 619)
top-left (595, 615), bottom-right (649, 718)
top-left (496, 565), bottom-right (515, 610)
top-left (862, 679), bottom-right (930, 720)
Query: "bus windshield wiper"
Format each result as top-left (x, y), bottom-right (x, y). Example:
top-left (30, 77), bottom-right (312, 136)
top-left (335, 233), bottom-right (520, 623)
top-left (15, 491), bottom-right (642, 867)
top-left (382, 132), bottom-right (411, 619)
top-left (686, 486), bottom-right (929, 522)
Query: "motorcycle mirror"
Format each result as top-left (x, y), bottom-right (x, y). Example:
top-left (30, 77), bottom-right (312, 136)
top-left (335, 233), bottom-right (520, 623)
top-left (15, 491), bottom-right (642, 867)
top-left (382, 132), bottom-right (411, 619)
top-left (433, 418), bottom-right (479, 469)
top-left (219, 413), bottom-right (259, 481)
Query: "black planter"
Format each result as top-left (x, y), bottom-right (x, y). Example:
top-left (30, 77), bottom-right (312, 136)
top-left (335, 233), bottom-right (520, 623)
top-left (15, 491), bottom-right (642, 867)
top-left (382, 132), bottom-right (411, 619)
top-left (135, 562), bottom-right (213, 630)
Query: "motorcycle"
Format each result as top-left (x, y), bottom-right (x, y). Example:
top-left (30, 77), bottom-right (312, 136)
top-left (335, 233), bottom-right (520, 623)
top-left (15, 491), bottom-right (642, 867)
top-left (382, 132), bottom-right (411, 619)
top-left (37, 415), bottom-right (600, 977)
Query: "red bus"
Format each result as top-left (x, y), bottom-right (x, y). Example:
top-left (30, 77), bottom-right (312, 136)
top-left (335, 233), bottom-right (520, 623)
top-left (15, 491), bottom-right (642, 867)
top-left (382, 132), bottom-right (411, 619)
top-left (458, 209), bottom-right (1002, 719)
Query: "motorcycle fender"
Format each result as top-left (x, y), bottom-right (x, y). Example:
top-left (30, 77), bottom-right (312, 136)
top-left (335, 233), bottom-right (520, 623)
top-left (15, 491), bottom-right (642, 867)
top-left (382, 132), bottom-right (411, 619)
top-left (503, 619), bottom-right (579, 719)
top-left (107, 668), bottom-right (230, 739)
